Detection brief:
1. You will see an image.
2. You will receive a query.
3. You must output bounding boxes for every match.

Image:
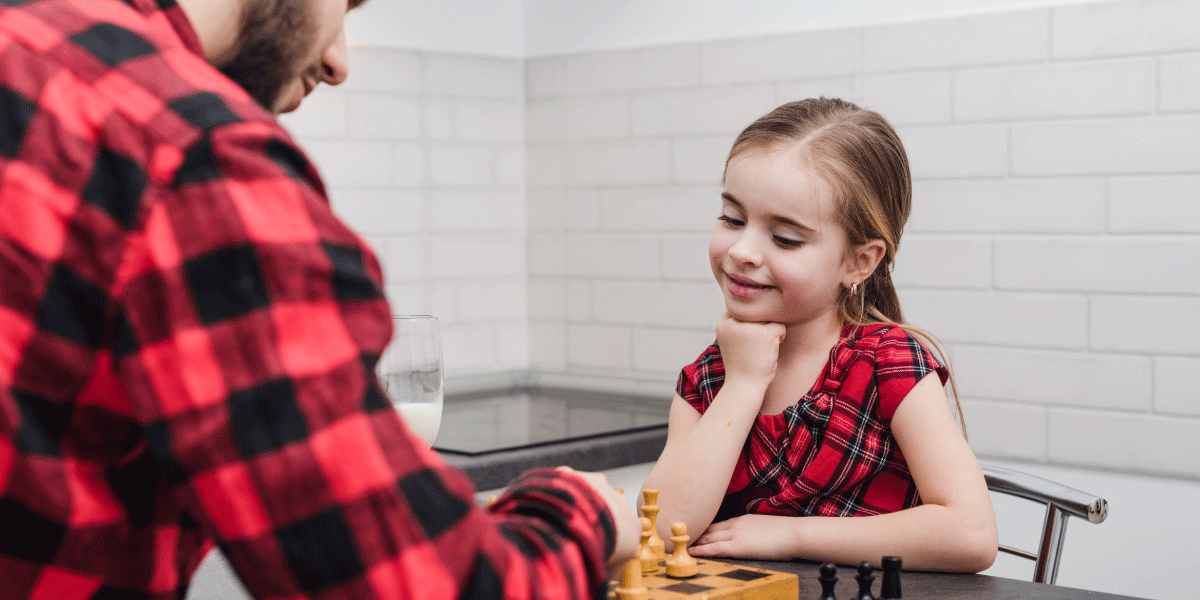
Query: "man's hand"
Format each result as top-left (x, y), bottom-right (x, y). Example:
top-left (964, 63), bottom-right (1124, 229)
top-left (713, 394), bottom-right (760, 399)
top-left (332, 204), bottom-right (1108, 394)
top-left (558, 467), bottom-right (640, 577)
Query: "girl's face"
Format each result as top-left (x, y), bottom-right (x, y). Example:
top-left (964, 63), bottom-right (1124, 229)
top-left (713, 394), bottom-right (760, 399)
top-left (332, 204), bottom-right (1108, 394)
top-left (710, 145), bottom-right (854, 326)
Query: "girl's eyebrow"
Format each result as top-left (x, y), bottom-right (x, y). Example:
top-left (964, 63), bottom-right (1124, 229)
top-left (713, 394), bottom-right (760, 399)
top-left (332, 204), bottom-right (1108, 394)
top-left (721, 191), bottom-right (817, 233)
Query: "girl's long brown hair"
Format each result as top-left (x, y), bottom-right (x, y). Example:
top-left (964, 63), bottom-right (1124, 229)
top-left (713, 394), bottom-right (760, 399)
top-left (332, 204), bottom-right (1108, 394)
top-left (726, 97), bottom-right (966, 435)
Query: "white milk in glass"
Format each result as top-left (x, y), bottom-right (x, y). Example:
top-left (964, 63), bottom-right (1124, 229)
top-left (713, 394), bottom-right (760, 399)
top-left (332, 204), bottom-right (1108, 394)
top-left (395, 401), bottom-right (442, 446)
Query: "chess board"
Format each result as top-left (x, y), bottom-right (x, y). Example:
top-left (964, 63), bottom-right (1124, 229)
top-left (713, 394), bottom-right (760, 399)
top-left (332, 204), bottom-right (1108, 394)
top-left (608, 558), bottom-right (798, 600)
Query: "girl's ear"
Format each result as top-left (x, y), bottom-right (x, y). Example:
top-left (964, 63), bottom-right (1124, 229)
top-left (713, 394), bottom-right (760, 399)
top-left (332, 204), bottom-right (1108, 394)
top-left (845, 239), bottom-right (887, 286)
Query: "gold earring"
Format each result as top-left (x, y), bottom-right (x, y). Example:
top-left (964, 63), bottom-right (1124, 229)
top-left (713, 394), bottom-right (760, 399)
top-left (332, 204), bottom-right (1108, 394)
top-left (850, 282), bottom-right (858, 297)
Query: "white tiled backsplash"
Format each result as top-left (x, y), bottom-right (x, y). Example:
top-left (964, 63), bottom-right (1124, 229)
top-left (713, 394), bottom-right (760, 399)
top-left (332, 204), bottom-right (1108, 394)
top-left (281, 0), bottom-right (1200, 480)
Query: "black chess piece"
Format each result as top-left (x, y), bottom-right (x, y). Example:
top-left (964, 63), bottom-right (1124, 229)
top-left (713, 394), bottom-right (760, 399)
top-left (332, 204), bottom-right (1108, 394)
top-left (818, 562), bottom-right (838, 600)
top-left (881, 556), bottom-right (902, 600)
top-left (855, 561), bottom-right (876, 600)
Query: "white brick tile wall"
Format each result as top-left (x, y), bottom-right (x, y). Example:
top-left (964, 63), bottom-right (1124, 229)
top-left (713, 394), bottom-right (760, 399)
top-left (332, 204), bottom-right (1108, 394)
top-left (349, 94), bottom-right (421, 140)
top-left (423, 98), bottom-right (454, 140)
top-left (392, 143), bottom-right (425, 186)
top-left (567, 324), bottom-right (632, 370)
top-left (279, 92), bottom-right (348, 137)
top-left (862, 10), bottom-right (1049, 73)
top-left (661, 235), bottom-right (713, 282)
top-left (527, 187), bottom-right (564, 231)
top-left (442, 323), bottom-right (499, 374)
top-left (456, 280), bottom-right (525, 322)
top-left (383, 282), bottom-right (427, 315)
top-left (565, 140), bottom-right (671, 186)
top-left (566, 235), bottom-right (661, 279)
top-left (953, 346), bottom-right (1152, 410)
top-left (960, 399), bottom-right (1047, 462)
top-left (1047, 409), bottom-right (1200, 478)
top-left (776, 78), bottom-right (857, 105)
top-left (561, 45), bottom-right (700, 95)
top-left (329, 188), bottom-right (424, 235)
top-left (633, 327), bottom-right (718, 376)
top-left (892, 236), bottom-right (991, 289)
top-left (304, 140), bottom-right (395, 186)
top-left (909, 179), bottom-right (1106, 233)
top-left (427, 281), bottom-right (457, 322)
top-left (423, 54), bottom-right (522, 98)
top-left (599, 187), bottom-right (719, 233)
top-left (899, 124), bottom-right (1009, 179)
top-left (526, 142), bottom-right (565, 186)
top-left (454, 99), bottom-right (524, 142)
top-left (566, 279), bottom-right (592, 321)
top-left (429, 145), bottom-right (494, 186)
top-left (1090, 297), bottom-right (1200, 354)
top-left (429, 190), bottom-right (523, 232)
top-left (375, 235), bottom-right (426, 283)
top-left (860, 72), bottom-right (952, 126)
top-left (700, 30), bottom-right (856, 85)
top-left (564, 95), bottom-right (630, 140)
top-left (428, 234), bottom-right (523, 278)
top-left (527, 99), bottom-right (565, 142)
top-left (1159, 53), bottom-right (1200, 113)
top-left (496, 321), bottom-right (528, 369)
top-left (1109, 177), bottom-right (1200, 233)
top-left (565, 188), bottom-right (602, 231)
top-left (526, 57), bottom-right (564, 99)
top-left (630, 87), bottom-right (776, 137)
top-left (995, 238), bottom-right (1200, 294)
top-left (1011, 115), bottom-right (1200, 175)
top-left (900, 291), bottom-right (1088, 349)
top-left (343, 48), bottom-right (421, 93)
top-left (1052, 0), bottom-right (1200, 59)
top-left (495, 146), bottom-right (524, 187)
top-left (1154, 357), bottom-right (1200, 417)
top-left (527, 234), bottom-right (565, 276)
top-left (528, 320), bottom-right (567, 369)
top-left (528, 277), bottom-right (565, 321)
top-left (954, 59), bottom-right (1155, 121)
top-left (592, 281), bottom-right (723, 328)
top-left (672, 136), bottom-right (733, 185)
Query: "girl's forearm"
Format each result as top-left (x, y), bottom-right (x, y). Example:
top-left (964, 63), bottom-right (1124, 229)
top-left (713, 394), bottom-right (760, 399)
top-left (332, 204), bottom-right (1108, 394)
top-left (785, 502), bottom-right (997, 573)
top-left (642, 381), bottom-right (767, 546)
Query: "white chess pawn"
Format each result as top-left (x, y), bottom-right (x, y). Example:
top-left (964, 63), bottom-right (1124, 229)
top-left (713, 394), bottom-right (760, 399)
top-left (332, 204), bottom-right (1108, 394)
top-left (665, 522), bottom-right (697, 578)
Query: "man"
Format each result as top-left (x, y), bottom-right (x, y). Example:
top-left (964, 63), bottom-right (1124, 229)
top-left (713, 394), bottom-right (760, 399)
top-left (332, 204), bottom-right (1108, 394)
top-left (0, 0), bottom-right (638, 598)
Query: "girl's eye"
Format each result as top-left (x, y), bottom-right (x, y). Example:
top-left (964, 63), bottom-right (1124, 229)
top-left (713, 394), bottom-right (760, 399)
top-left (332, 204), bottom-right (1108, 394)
top-left (774, 236), bottom-right (803, 248)
top-left (718, 215), bottom-right (744, 228)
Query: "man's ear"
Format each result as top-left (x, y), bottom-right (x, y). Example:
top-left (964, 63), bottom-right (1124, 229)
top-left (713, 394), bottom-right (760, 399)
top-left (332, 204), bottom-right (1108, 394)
top-left (845, 239), bottom-right (887, 286)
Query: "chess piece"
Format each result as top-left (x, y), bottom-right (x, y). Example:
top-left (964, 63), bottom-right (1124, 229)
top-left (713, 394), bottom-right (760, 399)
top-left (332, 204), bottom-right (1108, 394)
top-left (818, 563), bottom-right (838, 600)
top-left (640, 489), bottom-right (666, 561)
top-left (855, 561), bottom-right (875, 600)
top-left (614, 557), bottom-right (648, 600)
top-left (638, 517), bottom-right (658, 574)
top-left (880, 556), bottom-right (902, 600)
top-left (664, 522), bottom-right (697, 578)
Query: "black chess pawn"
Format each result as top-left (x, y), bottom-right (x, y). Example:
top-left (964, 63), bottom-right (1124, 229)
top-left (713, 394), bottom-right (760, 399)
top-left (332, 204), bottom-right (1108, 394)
top-left (854, 561), bottom-right (875, 600)
top-left (818, 562), bottom-right (838, 600)
top-left (880, 556), bottom-right (902, 600)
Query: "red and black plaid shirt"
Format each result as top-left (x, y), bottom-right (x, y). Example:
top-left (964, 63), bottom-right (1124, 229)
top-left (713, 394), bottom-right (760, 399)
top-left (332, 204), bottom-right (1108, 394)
top-left (677, 323), bottom-right (949, 522)
top-left (0, 1), bottom-right (615, 598)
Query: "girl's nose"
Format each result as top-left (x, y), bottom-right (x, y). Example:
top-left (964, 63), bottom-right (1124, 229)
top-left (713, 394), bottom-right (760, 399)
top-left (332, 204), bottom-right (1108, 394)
top-left (727, 231), bottom-right (762, 267)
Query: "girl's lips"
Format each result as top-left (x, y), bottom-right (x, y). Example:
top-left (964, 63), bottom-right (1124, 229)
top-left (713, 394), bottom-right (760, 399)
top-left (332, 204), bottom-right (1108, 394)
top-left (725, 272), bottom-right (773, 300)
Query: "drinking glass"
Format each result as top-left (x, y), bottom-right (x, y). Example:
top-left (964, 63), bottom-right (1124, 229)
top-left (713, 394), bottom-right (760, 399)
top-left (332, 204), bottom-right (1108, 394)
top-left (378, 315), bottom-right (443, 447)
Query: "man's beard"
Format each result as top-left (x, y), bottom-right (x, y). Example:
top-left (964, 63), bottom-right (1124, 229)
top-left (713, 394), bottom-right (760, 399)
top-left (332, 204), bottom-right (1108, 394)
top-left (218, 0), bottom-right (315, 112)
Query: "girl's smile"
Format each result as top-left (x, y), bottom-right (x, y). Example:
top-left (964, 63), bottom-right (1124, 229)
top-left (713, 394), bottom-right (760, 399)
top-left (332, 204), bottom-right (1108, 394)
top-left (724, 272), bottom-right (775, 300)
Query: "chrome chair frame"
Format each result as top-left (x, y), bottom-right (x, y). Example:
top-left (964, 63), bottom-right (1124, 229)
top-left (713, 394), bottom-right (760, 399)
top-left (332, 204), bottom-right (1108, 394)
top-left (980, 462), bottom-right (1109, 585)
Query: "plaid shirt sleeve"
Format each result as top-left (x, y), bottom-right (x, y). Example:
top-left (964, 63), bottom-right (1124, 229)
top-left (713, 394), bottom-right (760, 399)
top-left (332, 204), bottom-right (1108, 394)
top-left (0, 1), bottom-right (615, 598)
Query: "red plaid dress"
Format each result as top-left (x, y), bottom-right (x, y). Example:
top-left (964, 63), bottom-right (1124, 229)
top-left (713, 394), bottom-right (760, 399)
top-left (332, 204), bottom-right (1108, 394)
top-left (0, 1), bottom-right (614, 599)
top-left (676, 323), bottom-right (949, 522)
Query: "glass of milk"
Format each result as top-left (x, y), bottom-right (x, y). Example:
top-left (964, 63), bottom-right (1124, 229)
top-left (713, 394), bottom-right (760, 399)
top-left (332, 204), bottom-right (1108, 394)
top-left (379, 315), bottom-right (443, 447)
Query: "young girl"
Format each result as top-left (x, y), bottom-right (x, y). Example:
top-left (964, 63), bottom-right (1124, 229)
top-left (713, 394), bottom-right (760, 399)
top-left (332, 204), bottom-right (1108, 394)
top-left (641, 98), bottom-right (997, 573)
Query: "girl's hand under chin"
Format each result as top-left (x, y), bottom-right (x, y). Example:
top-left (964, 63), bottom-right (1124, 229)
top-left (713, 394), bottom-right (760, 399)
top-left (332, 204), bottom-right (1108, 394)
top-left (715, 311), bottom-right (786, 387)
top-left (689, 514), bottom-right (797, 561)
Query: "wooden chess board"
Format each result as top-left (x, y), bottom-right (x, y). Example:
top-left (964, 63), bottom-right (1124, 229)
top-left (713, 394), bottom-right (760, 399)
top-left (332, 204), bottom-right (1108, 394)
top-left (608, 558), bottom-right (798, 600)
